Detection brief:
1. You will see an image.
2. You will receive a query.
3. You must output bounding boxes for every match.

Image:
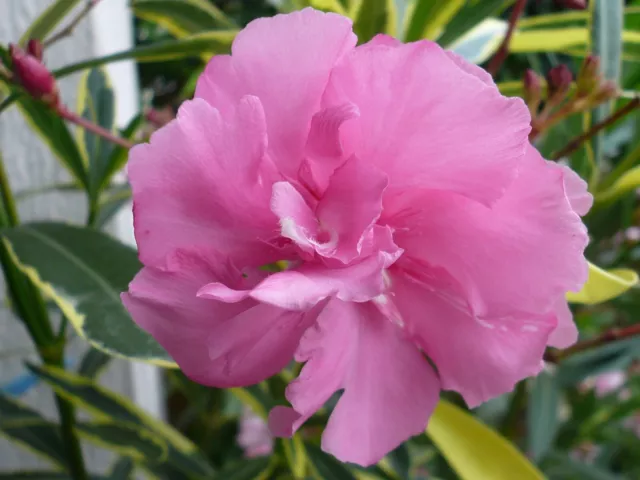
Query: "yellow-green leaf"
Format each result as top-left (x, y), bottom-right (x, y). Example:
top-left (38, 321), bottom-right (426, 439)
top-left (596, 165), bottom-right (640, 203)
top-left (446, 18), bottom-right (506, 64)
top-left (131, 0), bottom-right (236, 38)
top-left (309, 0), bottom-right (347, 15)
top-left (404, 0), bottom-right (466, 42)
top-left (566, 262), bottom-right (638, 305)
top-left (19, 0), bottom-right (83, 44)
top-left (426, 400), bottom-right (544, 480)
top-left (352, 0), bottom-right (396, 42)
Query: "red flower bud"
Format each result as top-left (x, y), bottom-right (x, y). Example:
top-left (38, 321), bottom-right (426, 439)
top-left (546, 64), bottom-right (573, 99)
top-left (554, 0), bottom-right (587, 9)
top-left (26, 39), bottom-right (44, 62)
top-left (9, 43), bottom-right (58, 106)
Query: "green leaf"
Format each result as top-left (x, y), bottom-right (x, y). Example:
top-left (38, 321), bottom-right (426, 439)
top-left (384, 444), bottom-right (410, 480)
top-left (15, 183), bottom-right (81, 201)
top-left (1, 223), bottom-right (174, 366)
top-left (281, 436), bottom-right (307, 479)
top-left (75, 68), bottom-right (116, 197)
top-left (596, 162), bottom-right (640, 204)
top-left (99, 115), bottom-right (143, 193)
top-left (229, 385), bottom-right (276, 420)
top-left (19, 0), bottom-right (83, 44)
top-left (404, 0), bottom-right (466, 42)
top-left (76, 421), bottom-right (168, 463)
top-left (132, 0), bottom-right (236, 38)
top-left (78, 347), bottom-right (113, 379)
top-left (566, 262), bottom-right (638, 305)
top-left (94, 184), bottom-right (132, 229)
top-left (15, 96), bottom-right (87, 190)
top-left (527, 371), bottom-right (560, 461)
top-left (426, 400), bottom-right (544, 480)
top-left (309, 0), bottom-right (347, 15)
top-left (557, 336), bottom-right (640, 385)
top-left (27, 364), bottom-right (215, 478)
top-left (546, 452), bottom-right (624, 480)
top-left (438, 0), bottom-right (513, 47)
top-left (53, 31), bottom-right (238, 79)
top-left (306, 444), bottom-right (356, 480)
top-left (447, 18), bottom-right (506, 64)
top-left (352, 0), bottom-right (397, 43)
top-left (0, 393), bottom-right (66, 468)
top-left (106, 458), bottom-right (135, 480)
top-left (214, 457), bottom-right (273, 480)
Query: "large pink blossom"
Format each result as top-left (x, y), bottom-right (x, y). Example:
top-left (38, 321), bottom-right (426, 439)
top-left (122, 8), bottom-right (591, 466)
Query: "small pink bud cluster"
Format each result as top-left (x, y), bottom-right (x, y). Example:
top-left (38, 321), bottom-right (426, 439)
top-left (9, 40), bottom-right (59, 107)
top-left (525, 55), bottom-right (619, 139)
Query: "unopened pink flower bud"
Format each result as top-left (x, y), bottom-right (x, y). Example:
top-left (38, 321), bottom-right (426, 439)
top-left (554, 0), bottom-right (587, 9)
top-left (546, 64), bottom-right (573, 99)
top-left (9, 43), bottom-right (58, 106)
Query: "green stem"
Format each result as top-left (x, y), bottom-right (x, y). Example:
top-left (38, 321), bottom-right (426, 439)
top-left (0, 152), bottom-right (89, 480)
top-left (53, 379), bottom-right (89, 480)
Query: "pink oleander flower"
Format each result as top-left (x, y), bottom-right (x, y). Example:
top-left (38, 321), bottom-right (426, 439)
top-left (122, 9), bottom-right (591, 466)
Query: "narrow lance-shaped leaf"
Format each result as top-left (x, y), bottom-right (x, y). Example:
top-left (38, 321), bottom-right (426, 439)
top-left (527, 371), bottom-right (561, 461)
top-left (75, 68), bottom-right (116, 198)
top-left (14, 96), bottom-right (88, 190)
top-left (1, 223), bottom-right (174, 366)
top-left (305, 444), bottom-right (357, 480)
top-left (106, 458), bottom-right (135, 480)
top-left (0, 393), bottom-right (67, 468)
top-left (53, 31), bottom-right (238, 79)
top-left (213, 457), bottom-right (274, 480)
top-left (131, 0), bottom-right (236, 38)
top-left (426, 400), bottom-right (544, 480)
top-left (19, 0), bottom-right (83, 44)
top-left (352, 0), bottom-right (396, 43)
top-left (27, 364), bottom-right (215, 478)
top-left (75, 421), bottom-right (168, 464)
top-left (437, 0), bottom-right (514, 47)
top-left (566, 262), bottom-right (638, 305)
top-left (100, 114), bottom-right (143, 193)
top-left (404, 0), bottom-right (466, 42)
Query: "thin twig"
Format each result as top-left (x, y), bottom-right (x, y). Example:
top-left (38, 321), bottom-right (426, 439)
top-left (551, 98), bottom-right (640, 160)
top-left (546, 323), bottom-right (640, 363)
top-left (43, 0), bottom-right (102, 48)
top-left (487, 0), bottom-right (528, 77)
top-left (57, 106), bottom-right (135, 149)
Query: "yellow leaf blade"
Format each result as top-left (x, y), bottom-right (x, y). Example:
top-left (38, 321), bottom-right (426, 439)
top-left (426, 400), bottom-right (544, 480)
top-left (566, 262), bottom-right (638, 305)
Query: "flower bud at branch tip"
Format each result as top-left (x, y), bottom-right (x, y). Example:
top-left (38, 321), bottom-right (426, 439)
top-left (577, 55), bottom-right (600, 96)
top-left (26, 39), bottom-right (43, 62)
top-left (9, 42), bottom-right (59, 107)
top-left (547, 64), bottom-right (573, 100)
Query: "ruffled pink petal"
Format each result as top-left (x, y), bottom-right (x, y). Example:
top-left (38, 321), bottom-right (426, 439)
top-left (195, 8), bottom-right (357, 177)
top-left (322, 39), bottom-right (531, 206)
top-left (269, 300), bottom-right (440, 466)
top-left (204, 245), bottom-right (399, 310)
top-left (127, 97), bottom-right (284, 269)
top-left (444, 50), bottom-right (494, 87)
top-left (272, 157), bottom-right (390, 264)
top-left (390, 265), bottom-right (554, 407)
top-left (383, 145), bottom-right (589, 318)
top-left (316, 157), bottom-right (388, 263)
top-left (554, 162), bottom-right (593, 216)
top-left (547, 299), bottom-right (578, 349)
top-left (122, 250), bottom-right (317, 387)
